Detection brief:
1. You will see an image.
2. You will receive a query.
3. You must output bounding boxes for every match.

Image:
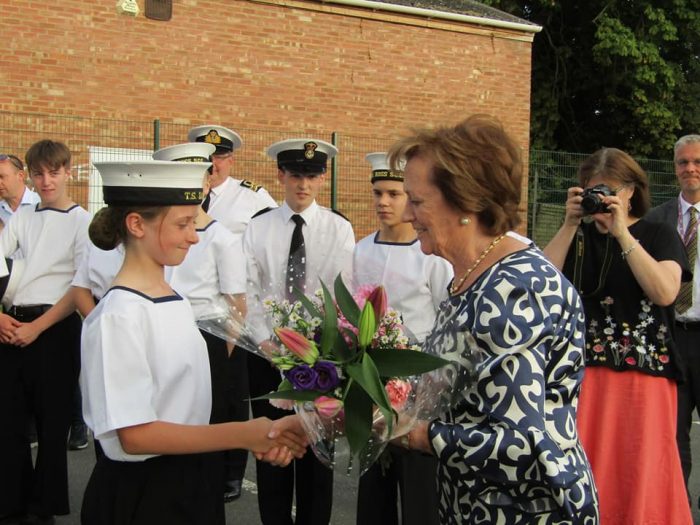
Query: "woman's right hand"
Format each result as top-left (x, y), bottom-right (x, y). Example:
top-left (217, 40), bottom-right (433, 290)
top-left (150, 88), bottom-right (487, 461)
top-left (563, 186), bottom-right (585, 227)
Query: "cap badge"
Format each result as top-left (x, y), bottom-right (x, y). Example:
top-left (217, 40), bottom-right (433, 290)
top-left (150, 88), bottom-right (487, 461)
top-left (304, 142), bottom-right (318, 160)
top-left (205, 130), bottom-right (222, 145)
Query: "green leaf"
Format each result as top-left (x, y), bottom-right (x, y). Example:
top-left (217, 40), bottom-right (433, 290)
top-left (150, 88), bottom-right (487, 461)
top-left (334, 273), bottom-right (359, 327)
top-left (333, 329), bottom-right (356, 362)
top-left (343, 381), bottom-right (372, 456)
top-left (319, 281), bottom-right (338, 357)
top-left (277, 379), bottom-right (293, 391)
top-left (357, 302), bottom-right (376, 348)
top-left (294, 288), bottom-right (321, 318)
top-left (251, 390), bottom-right (320, 402)
top-left (346, 353), bottom-right (394, 435)
top-left (369, 349), bottom-right (450, 377)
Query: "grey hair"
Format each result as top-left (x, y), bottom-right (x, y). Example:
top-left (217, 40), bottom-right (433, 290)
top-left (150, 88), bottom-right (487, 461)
top-left (674, 134), bottom-right (700, 155)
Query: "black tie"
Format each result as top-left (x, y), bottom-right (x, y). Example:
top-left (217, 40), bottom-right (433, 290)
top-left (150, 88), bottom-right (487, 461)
top-left (201, 193), bottom-right (211, 213)
top-left (286, 214), bottom-right (306, 300)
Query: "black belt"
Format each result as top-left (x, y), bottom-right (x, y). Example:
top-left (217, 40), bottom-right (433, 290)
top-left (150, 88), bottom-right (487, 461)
top-left (676, 319), bottom-right (700, 330)
top-left (7, 304), bottom-right (52, 322)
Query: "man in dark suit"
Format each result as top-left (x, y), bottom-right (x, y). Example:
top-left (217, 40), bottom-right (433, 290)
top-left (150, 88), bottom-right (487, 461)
top-left (647, 134), bottom-right (700, 496)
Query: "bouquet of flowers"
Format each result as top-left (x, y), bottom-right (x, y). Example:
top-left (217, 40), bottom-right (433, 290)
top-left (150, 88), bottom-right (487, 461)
top-left (251, 276), bottom-right (448, 474)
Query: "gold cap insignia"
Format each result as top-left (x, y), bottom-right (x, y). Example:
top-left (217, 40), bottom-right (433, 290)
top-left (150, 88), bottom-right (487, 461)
top-left (304, 142), bottom-right (317, 160)
top-left (205, 130), bottom-right (222, 145)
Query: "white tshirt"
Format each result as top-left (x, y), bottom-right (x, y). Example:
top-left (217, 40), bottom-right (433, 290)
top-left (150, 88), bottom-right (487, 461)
top-left (208, 177), bottom-right (277, 238)
top-left (353, 232), bottom-right (453, 342)
top-left (243, 200), bottom-right (356, 343)
top-left (72, 243), bottom-right (125, 301)
top-left (80, 287), bottom-right (212, 462)
top-left (168, 220), bottom-right (246, 320)
top-left (0, 204), bottom-right (90, 305)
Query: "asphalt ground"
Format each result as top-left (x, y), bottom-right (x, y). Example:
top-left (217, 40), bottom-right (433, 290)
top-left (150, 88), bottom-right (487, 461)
top-left (44, 422), bottom-right (700, 524)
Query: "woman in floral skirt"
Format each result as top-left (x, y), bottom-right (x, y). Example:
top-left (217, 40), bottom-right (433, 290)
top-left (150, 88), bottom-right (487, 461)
top-left (544, 147), bottom-right (691, 524)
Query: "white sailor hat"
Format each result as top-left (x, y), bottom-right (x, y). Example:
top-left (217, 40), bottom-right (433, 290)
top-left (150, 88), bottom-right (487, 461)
top-left (0, 258), bottom-right (23, 310)
top-left (267, 139), bottom-right (338, 175)
top-left (366, 152), bottom-right (404, 183)
top-left (187, 125), bottom-right (242, 154)
top-left (152, 142), bottom-right (216, 162)
top-left (93, 160), bottom-right (209, 206)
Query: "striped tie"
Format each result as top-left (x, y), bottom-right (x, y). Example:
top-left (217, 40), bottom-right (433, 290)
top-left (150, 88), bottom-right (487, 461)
top-left (677, 207), bottom-right (697, 313)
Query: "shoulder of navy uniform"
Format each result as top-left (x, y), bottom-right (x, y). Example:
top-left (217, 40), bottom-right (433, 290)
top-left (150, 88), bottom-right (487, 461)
top-left (319, 206), bottom-right (351, 223)
top-left (239, 179), bottom-right (266, 193)
top-left (250, 206), bottom-right (277, 221)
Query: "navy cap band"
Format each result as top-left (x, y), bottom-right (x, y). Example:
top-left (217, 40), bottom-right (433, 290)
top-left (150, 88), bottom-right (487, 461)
top-left (103, 186), bottom-right (204, 206)
top-left (371, 169), bottom-right (403, 183)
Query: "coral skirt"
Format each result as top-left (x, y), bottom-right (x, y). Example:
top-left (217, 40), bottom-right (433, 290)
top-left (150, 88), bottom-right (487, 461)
top-left (577, 367), bottom-right (691, 525)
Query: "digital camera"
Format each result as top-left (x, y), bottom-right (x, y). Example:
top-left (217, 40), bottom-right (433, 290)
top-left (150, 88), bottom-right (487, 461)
top-left (580, 184), bottom-right (615, 215)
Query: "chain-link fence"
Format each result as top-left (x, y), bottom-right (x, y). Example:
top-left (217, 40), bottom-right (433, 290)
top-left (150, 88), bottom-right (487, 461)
top-left (528, 150), bottom-right (677, 247)
top-left (0, 110), bottom-right (680, 244)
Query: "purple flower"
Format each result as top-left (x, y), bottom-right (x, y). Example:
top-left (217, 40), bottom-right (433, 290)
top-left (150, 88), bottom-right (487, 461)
top-left (285, 365), bottom-right (318, 391)
top-left (314, 361), bottom-right (340, 392)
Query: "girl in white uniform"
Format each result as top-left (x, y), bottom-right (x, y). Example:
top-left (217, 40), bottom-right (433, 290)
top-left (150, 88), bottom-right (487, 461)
top-left (80, 160), bottom-right (306, 525)
top-left (354, 153), bottom-right (452, 525)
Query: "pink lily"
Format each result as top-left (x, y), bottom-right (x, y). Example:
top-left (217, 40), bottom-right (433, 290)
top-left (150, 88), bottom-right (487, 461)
top-left (274, 327), bottom-right (319, 365)
top-left (314, 396), bottom-right (344, 418)
top-left (367, 285), bottom-right (388, 320)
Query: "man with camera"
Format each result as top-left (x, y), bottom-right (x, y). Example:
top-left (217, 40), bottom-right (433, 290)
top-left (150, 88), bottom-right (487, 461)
top-left (646, 134), bottom-right (700, 499)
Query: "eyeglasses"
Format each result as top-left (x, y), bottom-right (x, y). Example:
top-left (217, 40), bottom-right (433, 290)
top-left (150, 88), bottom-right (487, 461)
top-left (611, 184), bottom-right (629, 193)
top-left (0, 154), bottom-right (23, 171)
top-left (676, 159), bottom-right (700, 168)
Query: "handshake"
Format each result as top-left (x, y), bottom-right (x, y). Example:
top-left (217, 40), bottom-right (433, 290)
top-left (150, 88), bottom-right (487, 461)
top-left (249, 414), bottom-right (309, 467)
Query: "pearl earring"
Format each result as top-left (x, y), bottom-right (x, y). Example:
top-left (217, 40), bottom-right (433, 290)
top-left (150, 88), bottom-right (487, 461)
top-left (460, 217), bottom-right (471, 226)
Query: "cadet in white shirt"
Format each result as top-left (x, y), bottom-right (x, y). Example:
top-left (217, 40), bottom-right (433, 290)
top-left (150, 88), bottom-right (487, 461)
top-left (0, 140), bottom-right (90, 525)
top-left (187, 125), bottom-right (277, 236)
top-left (354, 153), bottom-right (451, 525)
top-left (188, 125), bottom-right (278, 500)
top-left (80, 160), bottom-right (307, 525)
top-left (244, 138), bottom-right (355, 525)
top-left (0, 153), bottom-right (40, 231)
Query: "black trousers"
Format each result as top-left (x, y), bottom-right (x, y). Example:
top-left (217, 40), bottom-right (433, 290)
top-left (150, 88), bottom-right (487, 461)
top-left (225, 340), bottom-right (249, 483)
top-left (675, 322), bottom-right (700, 489)
top-left (200, 330), bottom-right (230, 499)
top-left (248, 354), bottom-right (333, 525)
top-left (356, 445), bottom-right (439, 525)
top-left (0, 311), bottom-right (81, 517)
top-left (82, 454), bottom-right (224, 525)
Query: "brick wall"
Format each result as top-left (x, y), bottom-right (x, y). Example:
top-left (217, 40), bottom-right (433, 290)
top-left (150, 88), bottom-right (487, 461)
top-left (0, 0), bottom-right (535, 238)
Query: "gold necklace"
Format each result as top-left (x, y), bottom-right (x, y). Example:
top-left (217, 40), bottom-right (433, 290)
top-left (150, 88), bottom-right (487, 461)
top-left (449, 233), bottom-right (506, 295)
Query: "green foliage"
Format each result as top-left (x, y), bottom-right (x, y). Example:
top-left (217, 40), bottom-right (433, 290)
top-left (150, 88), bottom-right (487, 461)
top-left (481, 0), bottom-right (700, 157)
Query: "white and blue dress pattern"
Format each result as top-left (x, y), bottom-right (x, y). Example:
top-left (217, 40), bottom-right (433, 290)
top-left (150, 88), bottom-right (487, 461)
top-left (424, 246), bottom-right (599, 524)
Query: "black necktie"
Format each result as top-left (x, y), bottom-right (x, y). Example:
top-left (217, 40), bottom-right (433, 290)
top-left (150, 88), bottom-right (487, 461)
top-left (286, 214), bottom-right (306, 300)
top-left (201, 193), bottom-right (211, 213)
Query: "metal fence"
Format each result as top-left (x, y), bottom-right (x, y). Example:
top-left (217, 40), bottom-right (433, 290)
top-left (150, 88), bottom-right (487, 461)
top-left (528, 150), bottom-right (677, 247)
top-left (0, 110), bottom-right (680, 244)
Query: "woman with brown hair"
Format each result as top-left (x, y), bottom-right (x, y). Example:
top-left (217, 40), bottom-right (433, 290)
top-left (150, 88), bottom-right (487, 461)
top-left (544, 147), bottom-right (691, 524)
top-left (392, 115), bottom-right (598, 523)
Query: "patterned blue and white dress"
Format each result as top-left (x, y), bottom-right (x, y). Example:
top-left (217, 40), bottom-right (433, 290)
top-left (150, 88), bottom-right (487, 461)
top-left (424, 244), bottom-right (599, 524)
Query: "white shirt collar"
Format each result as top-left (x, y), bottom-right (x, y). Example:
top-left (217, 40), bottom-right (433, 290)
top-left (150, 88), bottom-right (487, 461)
top-left (210, 176), bottom-right (232, 197)
top-left (280, 200), bottom-right (319, 225)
